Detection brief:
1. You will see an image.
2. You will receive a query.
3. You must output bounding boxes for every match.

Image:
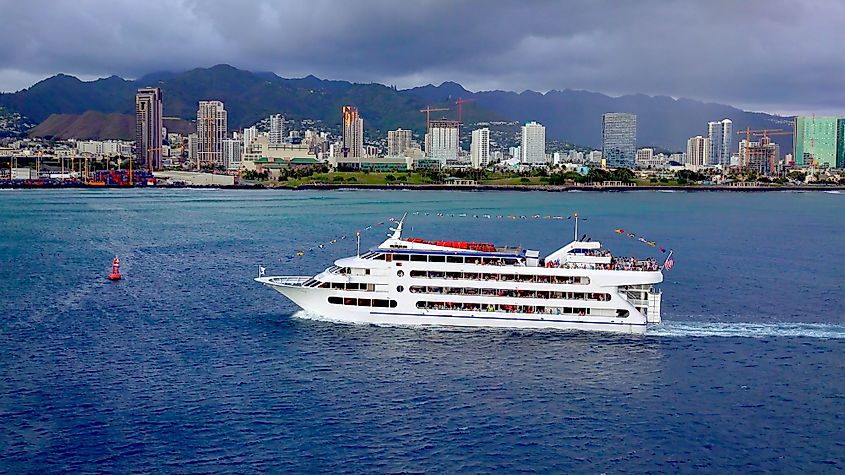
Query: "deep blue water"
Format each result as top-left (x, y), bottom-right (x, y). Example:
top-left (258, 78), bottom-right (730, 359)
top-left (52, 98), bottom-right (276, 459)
top-left (1, 189), bottom-right (844, 473)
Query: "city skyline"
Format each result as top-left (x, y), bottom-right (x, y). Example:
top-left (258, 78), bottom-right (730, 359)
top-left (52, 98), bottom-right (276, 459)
top-left (1, 1), bottom-right (845, 115)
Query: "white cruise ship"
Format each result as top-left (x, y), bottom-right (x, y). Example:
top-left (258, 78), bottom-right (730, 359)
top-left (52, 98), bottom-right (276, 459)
top-left (256, 215), bottom-right (665, 334)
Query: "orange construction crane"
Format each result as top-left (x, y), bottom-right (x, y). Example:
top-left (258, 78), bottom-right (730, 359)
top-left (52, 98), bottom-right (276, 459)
top-left (419, 106), bottom-right (449, 134)
top-left (454, 97), bottom-right (476, 125)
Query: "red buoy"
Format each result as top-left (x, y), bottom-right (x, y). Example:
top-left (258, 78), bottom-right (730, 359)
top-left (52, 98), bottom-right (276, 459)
top-left (108, 256), bottom-right (122, 280)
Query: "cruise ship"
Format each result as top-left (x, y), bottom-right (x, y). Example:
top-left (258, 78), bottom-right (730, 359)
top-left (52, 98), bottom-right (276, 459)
top-left (256, 215), bottom-right (665, 334)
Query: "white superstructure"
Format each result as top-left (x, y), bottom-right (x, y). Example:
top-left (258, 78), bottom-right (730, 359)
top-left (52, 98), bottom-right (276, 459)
top-left (257, 215), bottom-right (665, 334)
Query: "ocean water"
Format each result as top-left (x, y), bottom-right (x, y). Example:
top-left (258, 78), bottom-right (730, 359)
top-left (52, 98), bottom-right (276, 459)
top-left (1, 189), bottom-right (844, 473)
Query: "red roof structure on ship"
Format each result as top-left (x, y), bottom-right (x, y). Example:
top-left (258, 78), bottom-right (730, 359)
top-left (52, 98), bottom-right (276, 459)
top-left (405, 237), bottom-right (497, 253)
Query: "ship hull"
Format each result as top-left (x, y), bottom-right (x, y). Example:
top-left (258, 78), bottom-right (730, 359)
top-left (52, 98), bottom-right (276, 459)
top-left (260, 278), bottom-right (648, 335)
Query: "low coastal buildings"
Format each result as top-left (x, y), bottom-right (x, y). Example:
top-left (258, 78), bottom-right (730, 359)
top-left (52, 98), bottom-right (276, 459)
top-left (239, 136), bottom-right (321, 179)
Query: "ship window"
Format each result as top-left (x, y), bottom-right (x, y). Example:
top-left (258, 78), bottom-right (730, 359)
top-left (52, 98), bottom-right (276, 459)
top-left (410, 270), bottom-right (425, 277)
top-left (397, 270), bottom-right (404, 277)
top-left (373, 254), bottom-right (386, 260)
top-left (411, 255), bottom-right (427, 262)
top-left (394, 254), bottom-right (409, 261)
top-left (447, 256), bottom-right (463, 263)
top-left (397, 285), bottom-right (404, 292)
top-left (328, 297), bottom-right (397, 307)
top-left (617, 309), bottom-right (629, 318)
top-left (429, 255), bottom-right (445, 263)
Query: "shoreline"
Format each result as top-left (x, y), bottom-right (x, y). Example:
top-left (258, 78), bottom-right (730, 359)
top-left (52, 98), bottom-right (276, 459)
top-left (1, 183), bottom-right (844, 192)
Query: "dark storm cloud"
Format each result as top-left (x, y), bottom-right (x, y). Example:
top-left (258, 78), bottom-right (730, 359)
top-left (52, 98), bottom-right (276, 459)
top-left (1, 0), bottom-right (844, 114)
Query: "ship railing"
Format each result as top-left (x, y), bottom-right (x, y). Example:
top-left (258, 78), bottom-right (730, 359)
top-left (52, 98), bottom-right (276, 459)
top-left (548, 259), bottom-right (660, 272)
top-left (268, 276), bottom-right (311, 287)
top-left (623, 290), bottom-right (649, 306)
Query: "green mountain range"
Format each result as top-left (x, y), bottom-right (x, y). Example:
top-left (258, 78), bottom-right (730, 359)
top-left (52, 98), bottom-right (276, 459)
top-left (0, 64), bottom-right (792, 151)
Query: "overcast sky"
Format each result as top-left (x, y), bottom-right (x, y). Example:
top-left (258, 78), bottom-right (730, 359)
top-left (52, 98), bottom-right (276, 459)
top-left (1, 0), bottom-right (843, 115)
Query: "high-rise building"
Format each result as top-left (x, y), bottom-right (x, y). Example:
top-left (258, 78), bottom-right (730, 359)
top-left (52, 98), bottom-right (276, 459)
top-left (242, 126), bottom-right (258, 152)
top-left (794, 116), bottom-right (839, 167)
top-left (470, 127), bottom-right (490, 168)
top-left (520, 121), bottom-right (546, 165)
top-left (740, 137), bottom-right (779, 175)
top-left (269, 114), bottom-right (285, 145)
top-left (387, 128), bottom-right (412, 157)
top-left (686, 135), bottom-right (710, 166)
top-left (341, 106), bottom-right (364, 158)
top-left (428, 120), bottom-right (459, 164)
top-left (196, 100), bottom-right (227, 169)
top-left (707, 119), bottom-right (732, 166)
top-left (135, 87), bottom-right (163, 171)
top-left (602, 113), bottom-right (637, 168)
top-left (187, 133), bottom-right (198, 163)
top-left (222, 138), bottom-right (242, 170)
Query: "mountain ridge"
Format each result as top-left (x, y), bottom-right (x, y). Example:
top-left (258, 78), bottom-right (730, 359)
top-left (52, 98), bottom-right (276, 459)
top-left (0, 64), bottom-right (792, 151)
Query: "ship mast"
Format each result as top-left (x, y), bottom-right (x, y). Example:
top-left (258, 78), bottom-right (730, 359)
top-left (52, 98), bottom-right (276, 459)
top-left (573, 212), bottom-right (579, 242)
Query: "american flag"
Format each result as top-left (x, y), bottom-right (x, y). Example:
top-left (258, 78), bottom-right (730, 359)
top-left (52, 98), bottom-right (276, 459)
top-left (663, 250), bottom-right (675, 271)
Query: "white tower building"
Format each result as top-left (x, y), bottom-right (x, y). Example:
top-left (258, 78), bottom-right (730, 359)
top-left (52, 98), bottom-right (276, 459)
top-left (269, 114), bottom-right (285, 145)
top-left (520, 121), bottom-right (546, 165)
top-left (686, 135), bottom-right (710, 167)
top-left (708, 119), bottom-right (732, 166)
top-left (470, 128), bottom-right (490, 168)
top-left (387, 128), bottom-right (412, 157)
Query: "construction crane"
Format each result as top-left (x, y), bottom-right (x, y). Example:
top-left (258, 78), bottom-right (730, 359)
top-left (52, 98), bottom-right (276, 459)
top-left (736, 128), bottom-right (792, 174)
top-left (454, 97), bottom-right (476, 150)
top-left (419, 106), bottom-right (449, 135)
top-left (454, 97), bottom-right (476, 125)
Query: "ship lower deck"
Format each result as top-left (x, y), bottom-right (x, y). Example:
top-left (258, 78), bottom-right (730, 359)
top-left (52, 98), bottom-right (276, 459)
top-left (257, 277), bottom-right (651, 334)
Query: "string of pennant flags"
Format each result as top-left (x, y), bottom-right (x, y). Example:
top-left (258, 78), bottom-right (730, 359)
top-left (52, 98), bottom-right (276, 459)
top-left (286, 211), bottom-right (672, 259)
top-left (613, 228), bottom-right (671, 253)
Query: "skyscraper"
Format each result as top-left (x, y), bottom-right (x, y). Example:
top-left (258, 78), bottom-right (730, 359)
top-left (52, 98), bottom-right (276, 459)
top-left (470, 127), bottom-right (490, 168)
top-left (707, 119), bottom-right (732, 166)
top-left (686, 135), bottom-right (710, 166)
top-left (520, 121), bottom-right (546, 165)
top-left (794, 116), bottom-right (839, 167)
top-left (387, 128), bottom-right (412, 157)
top-left (242, 126), bottom-right (258, 152)
top-left (428, 120), bottom-right (459, 164)
top-left (196, 100), bottom-right (227, 169)
top-left (341, 106), bottom-right (364, 158)
top-left (269, 114), bottom-right (285, 145)
top-left (222, 138), bottom-right (242, 170)
top-left (602, 113), bottom-right (637, 168)
top-left (135, 87), bottom-right (163, 171)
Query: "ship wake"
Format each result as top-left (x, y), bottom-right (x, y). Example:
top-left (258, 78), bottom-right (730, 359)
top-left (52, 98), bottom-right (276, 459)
top-left (649, 321), bottom-right (845, 339)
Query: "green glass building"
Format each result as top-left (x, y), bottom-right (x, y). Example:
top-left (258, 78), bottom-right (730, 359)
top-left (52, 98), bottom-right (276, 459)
top-left (838, 119), bottom-right (845, 168)
top-left (793, 116), bottom-right (839, 167)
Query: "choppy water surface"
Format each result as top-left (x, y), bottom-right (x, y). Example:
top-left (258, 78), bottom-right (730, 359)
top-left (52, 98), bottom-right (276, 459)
top-left (1, 189), bottom-right (844, 473)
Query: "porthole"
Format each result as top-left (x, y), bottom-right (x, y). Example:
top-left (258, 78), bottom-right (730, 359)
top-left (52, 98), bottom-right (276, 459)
top-left (397, 270), bottom-right (405, 277)
top-left (397, 285), bottom-right (404, 292)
